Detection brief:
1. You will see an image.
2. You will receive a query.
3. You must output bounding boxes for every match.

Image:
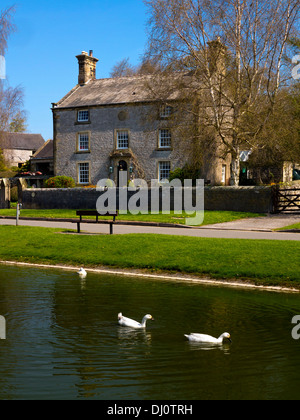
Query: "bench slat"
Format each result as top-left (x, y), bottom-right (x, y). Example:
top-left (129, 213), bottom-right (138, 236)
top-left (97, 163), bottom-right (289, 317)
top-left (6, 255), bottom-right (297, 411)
top-left (76, 211), bottom-right (118, 216)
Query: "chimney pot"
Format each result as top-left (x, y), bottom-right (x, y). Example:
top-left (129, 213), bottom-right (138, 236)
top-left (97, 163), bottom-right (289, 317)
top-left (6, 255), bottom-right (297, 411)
top-left (89, 50), bottom-right (93, 57)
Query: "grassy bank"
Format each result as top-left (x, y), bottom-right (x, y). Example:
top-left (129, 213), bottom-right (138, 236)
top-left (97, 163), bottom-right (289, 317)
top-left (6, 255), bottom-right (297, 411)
top-left (0, 225), bottom-right (299, 289)
top-left (0, 209), bottom-right (263, 226)
top-left (278, 222), bottom-right (300, 231)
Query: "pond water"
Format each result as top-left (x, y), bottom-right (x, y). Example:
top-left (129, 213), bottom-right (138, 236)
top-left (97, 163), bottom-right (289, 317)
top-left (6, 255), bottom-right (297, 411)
top-left (0, 264), bottom-right (300, 400)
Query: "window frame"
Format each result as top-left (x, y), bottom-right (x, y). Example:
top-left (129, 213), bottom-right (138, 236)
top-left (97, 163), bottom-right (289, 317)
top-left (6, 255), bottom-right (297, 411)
top-left (158, 129), bottom-right (172, 149)
top-left (160, 105), bottom-right (173, 119)
top-left (222, 164), bottom-right (227, 184)
top-left (77, 162), bottom-right (90, 185)
top-left (77, 110), bottom-right (90, 123)
top-left (76, 131), bottom-right (91, 153)
top-left (116, 129), bottom-right (130, 150)
top-left (158, 160), bottom-right (171, 182)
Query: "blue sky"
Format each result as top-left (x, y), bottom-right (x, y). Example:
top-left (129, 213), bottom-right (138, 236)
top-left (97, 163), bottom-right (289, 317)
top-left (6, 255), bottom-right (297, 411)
top-left (2, 0), bottom-right (148, 140)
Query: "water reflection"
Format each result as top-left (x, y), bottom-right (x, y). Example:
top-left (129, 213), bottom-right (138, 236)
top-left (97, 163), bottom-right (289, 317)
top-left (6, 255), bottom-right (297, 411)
top-left (80, 278), bottom-right (86, 290)
top-left (117, 327), bottom-right (152, 344)
top-left (186, 341), bottom-right (231, 354)
top-left (0, 265), bottom-right (300, 400)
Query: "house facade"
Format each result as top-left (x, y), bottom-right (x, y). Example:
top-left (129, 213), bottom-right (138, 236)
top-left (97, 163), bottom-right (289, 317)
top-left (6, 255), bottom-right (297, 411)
top-left (52, 51), bottom-right (231, 186)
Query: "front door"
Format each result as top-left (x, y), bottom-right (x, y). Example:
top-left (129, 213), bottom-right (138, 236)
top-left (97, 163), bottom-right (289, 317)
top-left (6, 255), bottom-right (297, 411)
top-left (117, 160), bottom-right (128, 187)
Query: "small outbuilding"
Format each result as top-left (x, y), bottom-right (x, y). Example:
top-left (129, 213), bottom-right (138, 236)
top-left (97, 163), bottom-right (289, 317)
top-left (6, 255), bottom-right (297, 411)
top-left (0, 132), bottom-right (45, 168)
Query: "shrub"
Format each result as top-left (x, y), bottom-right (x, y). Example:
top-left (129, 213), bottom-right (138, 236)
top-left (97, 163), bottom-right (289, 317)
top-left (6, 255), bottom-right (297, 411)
top-left (10, 166), bottom-right (21, 173)
top-left (169, 165), bottom-right (201, 184)
top-left (169, 167), bottom-right (185, 183)
top-left (44, 176), bottom-right (75, 189)
top-left (0, 148), bottom-right (7, 171)
top-left (19, 160), bottom-right (31, 173)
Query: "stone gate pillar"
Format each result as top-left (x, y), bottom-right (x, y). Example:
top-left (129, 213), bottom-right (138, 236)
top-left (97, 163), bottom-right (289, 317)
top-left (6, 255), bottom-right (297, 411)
top-left (16, 178), bottom-right (27, 205)
top-left (0, 178), bottom-right (11, 209)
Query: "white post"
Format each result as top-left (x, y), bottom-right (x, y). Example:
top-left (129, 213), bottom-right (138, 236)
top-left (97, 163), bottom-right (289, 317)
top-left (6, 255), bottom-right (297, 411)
top-left (16, 203), bottom-right (22, 226)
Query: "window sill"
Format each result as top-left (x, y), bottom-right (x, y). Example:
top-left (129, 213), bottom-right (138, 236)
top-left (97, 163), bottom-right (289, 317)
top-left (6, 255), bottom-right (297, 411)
top-left (115, 148), bottom-right (130, 152)
top-left (74, 121), bottom-right (91, 125)
top-left (155, 147), bottom-right (173, 152)
top-left (75, 150), bottom-right (91, 154)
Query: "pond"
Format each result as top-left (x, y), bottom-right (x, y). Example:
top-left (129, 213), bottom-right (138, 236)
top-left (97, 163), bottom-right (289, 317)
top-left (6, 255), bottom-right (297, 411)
top-left (0, 264), bottom-right (299, 400)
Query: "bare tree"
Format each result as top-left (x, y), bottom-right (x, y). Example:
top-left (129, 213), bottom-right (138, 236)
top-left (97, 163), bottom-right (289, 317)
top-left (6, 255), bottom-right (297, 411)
top-left (110, 58), bottom-right (137, 78)
top-left (0, 83), bottom-right (25, 132)
top-left (0, 6), bottom-right (26, 135)
top-left (246, 85), bottom-right (300, 182)
top-left (0, 5), bottom-right (15, 55)
top-left (9, 110), bottom-right (28, 132)
top-left (143, 0), bottom-right (300, 185)
top-left (110, 56), bottom-right (161, 77)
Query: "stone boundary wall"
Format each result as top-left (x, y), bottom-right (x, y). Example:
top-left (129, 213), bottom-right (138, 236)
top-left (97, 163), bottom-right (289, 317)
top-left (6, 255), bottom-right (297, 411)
top-left (204, 186), bottom-right (273, 213)
top-left (20, 186), bottom-right (273, 214)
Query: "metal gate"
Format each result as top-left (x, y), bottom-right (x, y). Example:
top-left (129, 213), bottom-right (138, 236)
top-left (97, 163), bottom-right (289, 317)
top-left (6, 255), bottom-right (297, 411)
top-left (272, 186), bottom-right (300, 214)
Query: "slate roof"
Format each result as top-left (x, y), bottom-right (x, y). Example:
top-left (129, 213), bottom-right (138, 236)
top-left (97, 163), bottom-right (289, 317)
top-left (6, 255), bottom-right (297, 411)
top-left (31, 139), bottom-right (53, 160)
top-left (54, 73), bottom-right (192, 109)
top-left (0, 132), bottom-right (45, 151)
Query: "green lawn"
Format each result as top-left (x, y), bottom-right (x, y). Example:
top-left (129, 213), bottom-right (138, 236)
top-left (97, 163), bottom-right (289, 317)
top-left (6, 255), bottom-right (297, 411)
top-left (0, 225), bottom-right (299, 289)
top-left (0, 208), bottom-right (264, 226)
top-left (278, 223), bottom-right (300, 231)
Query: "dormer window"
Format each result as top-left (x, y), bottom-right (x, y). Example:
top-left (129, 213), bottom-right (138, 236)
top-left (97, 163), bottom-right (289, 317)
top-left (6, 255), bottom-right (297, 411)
top-left (160, 105), bottom-right (173, 119)
top-left (77, 110), bottom-right (90, 123)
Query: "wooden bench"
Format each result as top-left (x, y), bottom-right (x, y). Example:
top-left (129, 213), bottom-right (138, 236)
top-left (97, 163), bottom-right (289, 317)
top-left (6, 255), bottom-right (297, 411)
top-left (74, 210), bottom-right (118, 234)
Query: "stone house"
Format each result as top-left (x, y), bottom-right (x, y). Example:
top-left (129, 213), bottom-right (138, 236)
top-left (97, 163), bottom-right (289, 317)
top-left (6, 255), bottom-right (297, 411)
top-left (52, 50), bottom-right (231, 186)
top-left (0, 132), bottom-right (45, 168)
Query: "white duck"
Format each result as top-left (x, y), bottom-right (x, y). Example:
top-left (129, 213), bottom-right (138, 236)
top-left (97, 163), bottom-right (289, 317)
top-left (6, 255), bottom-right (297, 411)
top-left (77, 268), bottom-right (87, 278)
top-left (118, 313), bottom-right (154, 329)
top-left (184, 332), bottom-right (232, 344)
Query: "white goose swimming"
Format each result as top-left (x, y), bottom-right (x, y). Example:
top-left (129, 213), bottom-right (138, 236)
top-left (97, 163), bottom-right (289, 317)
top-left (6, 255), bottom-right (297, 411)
top-left (184, 332), bottom-right (232, 344)
top-left (77, 268), bottom-right (87, 278)
top-left (118, 313), bottom-right (154, 329)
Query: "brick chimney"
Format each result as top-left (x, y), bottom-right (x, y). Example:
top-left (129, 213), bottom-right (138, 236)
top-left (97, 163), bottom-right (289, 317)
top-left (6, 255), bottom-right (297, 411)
top-left (76, 50), bottom-right (99, 85)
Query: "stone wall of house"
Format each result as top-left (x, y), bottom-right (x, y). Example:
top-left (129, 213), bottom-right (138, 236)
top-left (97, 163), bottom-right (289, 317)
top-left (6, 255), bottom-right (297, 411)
top-left (54, 103), bottom-right (232, 187)
top-left (54, 104), bottom-right (190, 186)
top-left (21, 186), bottom-right (273, 213)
